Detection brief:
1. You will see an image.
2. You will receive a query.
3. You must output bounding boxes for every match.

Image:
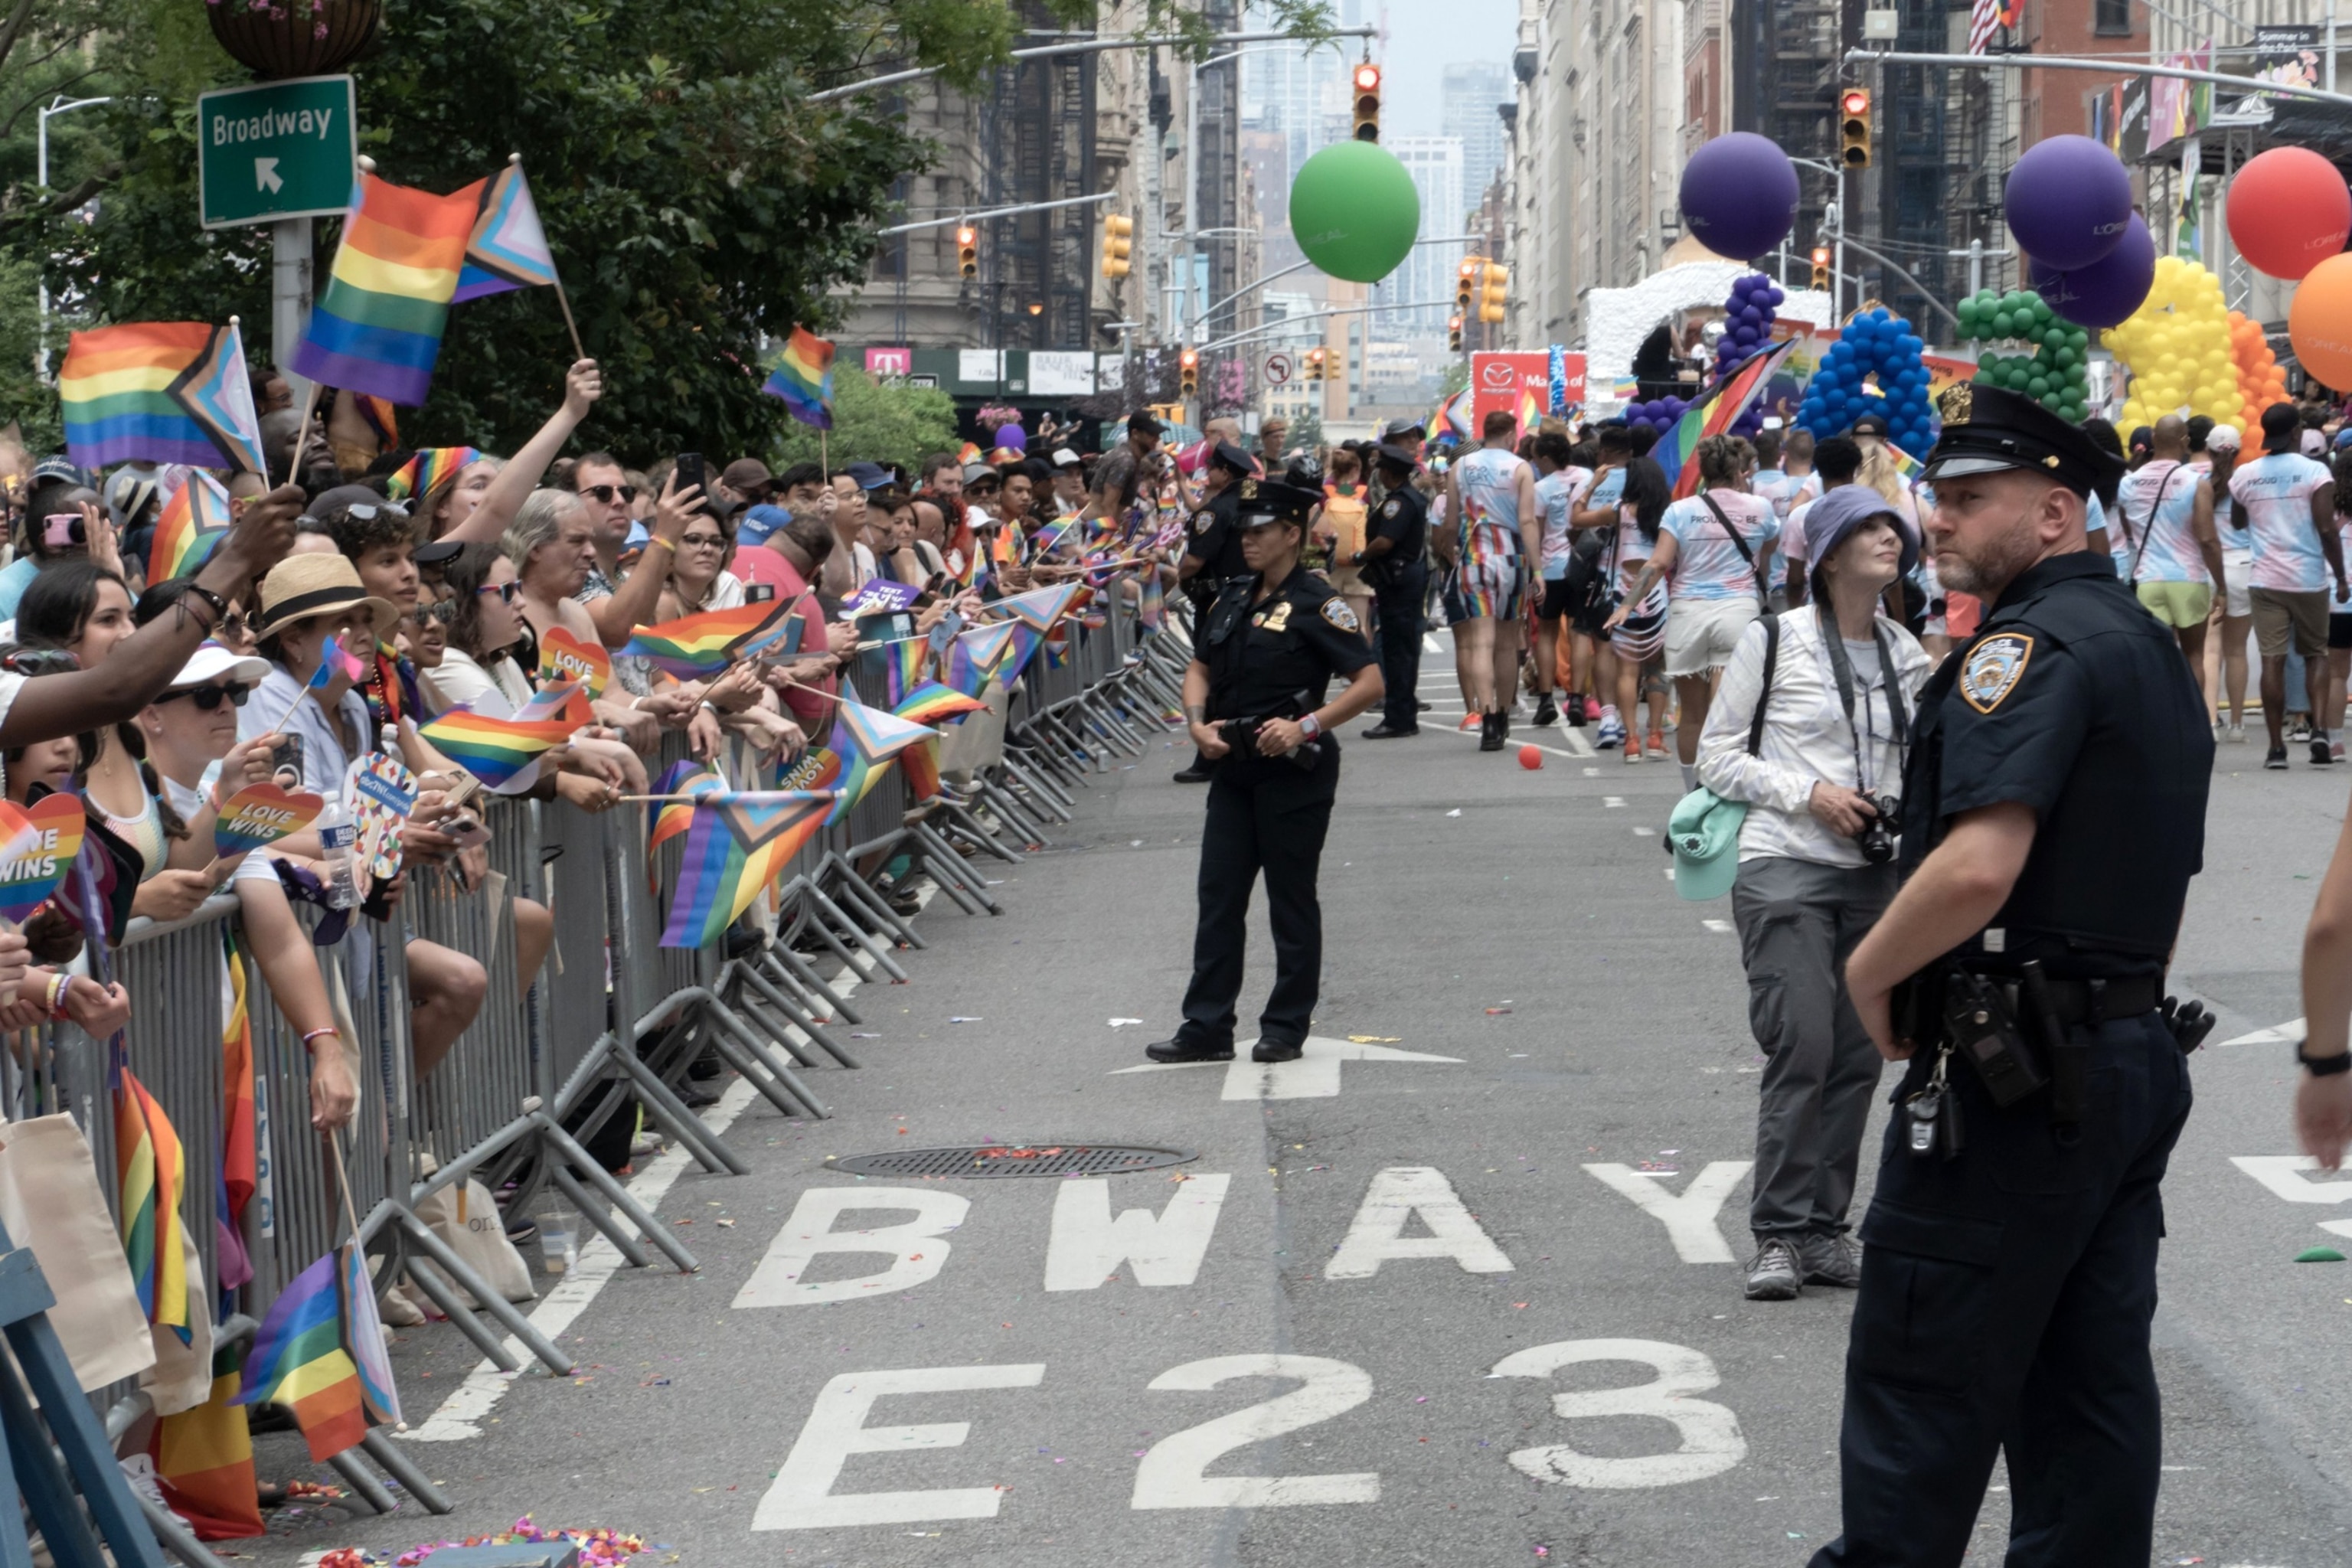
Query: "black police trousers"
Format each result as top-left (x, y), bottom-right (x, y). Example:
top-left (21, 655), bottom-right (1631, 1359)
top-left (1811, 1011), bottom-right (2193, 1568)
top-left (1373, 560), bottom-right (1426, 731)
top-left (1174, 747), bottom-right (1339, 1050)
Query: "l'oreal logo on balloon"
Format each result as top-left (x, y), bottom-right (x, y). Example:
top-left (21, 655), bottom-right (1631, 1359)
top-left (2089, 219), bottom-right (2129, 237)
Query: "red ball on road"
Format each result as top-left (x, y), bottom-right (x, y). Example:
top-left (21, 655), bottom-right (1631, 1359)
top-left (1518, 745), bottom-right (1543, 769)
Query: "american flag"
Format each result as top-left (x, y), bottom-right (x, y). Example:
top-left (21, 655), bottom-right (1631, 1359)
top-left (1968, 0), bottom-right (2020, 55)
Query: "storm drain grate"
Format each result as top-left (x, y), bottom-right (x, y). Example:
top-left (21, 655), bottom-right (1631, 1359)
top-left (826, 1143), bottom-right (1197, 1179)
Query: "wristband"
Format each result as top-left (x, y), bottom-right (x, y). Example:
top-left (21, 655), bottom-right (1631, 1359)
top-left (1298, 713), bottom-right (1323, 741)
top-left (45, 972), bottom-right (70, 1018)
top-left (302, 1026), bottom-right (340, 1051)
top-left (648, 535), bottom-right (678, 554)
top-left (2298, 1045), bottom-right (2352, 1076)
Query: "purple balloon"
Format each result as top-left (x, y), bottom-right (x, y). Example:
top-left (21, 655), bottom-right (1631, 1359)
top-left (2031, 213), bottom-right (2155, 330)
top-left (1679, 133), bottom-right (1801, 260)
top-left (994, 423), bottom-right (1027, 452)
top-left (2006, 134), bottom-right (2132, 270)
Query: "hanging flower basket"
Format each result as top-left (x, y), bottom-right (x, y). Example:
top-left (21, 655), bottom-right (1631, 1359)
top-left (207, 0), bottom-right (382, 80)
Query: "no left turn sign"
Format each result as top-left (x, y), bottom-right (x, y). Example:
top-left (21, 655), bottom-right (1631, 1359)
top-left (1264, 352), bottom-right (1293, 386)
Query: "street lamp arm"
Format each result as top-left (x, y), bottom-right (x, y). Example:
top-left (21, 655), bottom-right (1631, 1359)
top-left (1834, 235), bottom-right (1963, 334)
top-left (812, 26), bottom-right (1379, 103)
top-left (1197, 234), bottom-right (1488, 326)
top-left (1194, 298), bottom-right (1457, 355)
top-left (877, 190), bottom-right (1115, 237)
top-left (1844, 48), bottom-right (2352, 109)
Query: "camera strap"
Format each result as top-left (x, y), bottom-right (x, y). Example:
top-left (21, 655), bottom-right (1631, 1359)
top-left (1816, 605), bottom-right (1910, 793)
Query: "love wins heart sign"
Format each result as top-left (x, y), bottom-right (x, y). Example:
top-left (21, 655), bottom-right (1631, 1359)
top-left (538, 626), bottom-right (612, 701)
top-left (0, 794), bottom-right (87, 923)
top-left (214, 782), bottom-right (325, 860)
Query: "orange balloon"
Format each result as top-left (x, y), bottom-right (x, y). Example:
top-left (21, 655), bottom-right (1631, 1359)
top-left (2290, 253), bottom-right (2352, 389)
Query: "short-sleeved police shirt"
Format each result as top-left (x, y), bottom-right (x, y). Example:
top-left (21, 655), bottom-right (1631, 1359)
top-left (1900, 551), bottom-right (2212, 975)
top-left (1202, 565), bottom-right (1377, 739)
top-left (1184, 486), bottom-right (1250, 581)
top-left (1369, 485), bottom-right (1429, 564)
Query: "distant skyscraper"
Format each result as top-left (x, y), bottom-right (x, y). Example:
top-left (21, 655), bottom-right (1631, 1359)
top-left (1442, 61), bottom-right (1511, 200)
top-left (1242, 0), bottom-right (1366, 191)
top-left (1376, 136), bottom-right (1464, 333)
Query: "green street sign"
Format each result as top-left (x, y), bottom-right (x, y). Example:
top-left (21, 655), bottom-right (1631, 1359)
top-left (197, 74), bottom-right (356, 230)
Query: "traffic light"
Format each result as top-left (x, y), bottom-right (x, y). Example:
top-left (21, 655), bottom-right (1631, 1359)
top-left (1100, 214), bottom-right (1132, 279)
top-left (956, 224), bottom-right (978, 279)
top-left (1839, 88), bottom-right (1872, 169)
top-left (1811, 246), bottom-right (1831, 292)
top-left (1351, 63), bottom-right (1383, 142)
top-left (1304, 346), bottom-right (1326, 383)
top-left (1178, 347), bottom-right (1199, 398)
top-left (1455, 257), bottom-right (1480, 318)
top-left (1478, 262), bottom-right (1508, 324)
top-left (1448, 314), bottom-right (1464, 351)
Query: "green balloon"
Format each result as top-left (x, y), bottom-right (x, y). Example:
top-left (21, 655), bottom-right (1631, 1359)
top-left (1287, 141), bottom-right (1423, 283)
top-left (2043, 326), bottom-right (2068, 349)
top-left (2028, 375), bottom-right (2052, 397)
top-left (1993, 312), bottom-right (2015, 337)
top-left (2069, 328), bottom-right (2089, 350)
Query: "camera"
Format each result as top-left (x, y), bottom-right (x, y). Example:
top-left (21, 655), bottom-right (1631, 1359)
top-left (1857, 793), bottom-right (1903, 864)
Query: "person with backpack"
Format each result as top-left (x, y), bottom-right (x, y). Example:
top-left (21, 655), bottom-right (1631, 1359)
top-left (1693, 485), bottom-right (1931, 1301)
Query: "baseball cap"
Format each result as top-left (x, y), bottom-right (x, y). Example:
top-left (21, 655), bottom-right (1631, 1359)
top-left (720, 457), bottom-right (775, 496)
top-left (1847, 411), bottom-right (1891, 439)
top-left (1050, 446), bottom-right (1083, 469)
top-left (31, 456), bottom-right (87, 488)
top-left (1381, 416), bottom-right (1426, 440)
top-left (737, 503), bottom-right (792, 547)
top-left (845, 461), bottom-right (892, 491)
top-left (167, 641), bottom-right (270, 692)
top-left (413, 538), bottom-right (466, 567)
top-left (1667, 788), bottom-right (1747, 902)
top-left (1126, 409), bottom-right (1165, 437)
top-left (961, 462), bottom-right (996, 485)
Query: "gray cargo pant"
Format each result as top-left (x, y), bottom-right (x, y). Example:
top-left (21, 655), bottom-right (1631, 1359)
top-left (1729, 854), bottom-right (1896, 1238)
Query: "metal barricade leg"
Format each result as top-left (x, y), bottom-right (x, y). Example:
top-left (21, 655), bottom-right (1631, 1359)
top-left (324, 1449), bottom-right (403, 1514)
top-left (913, 822), bottom-right (1004, 915)
top-left (733, 962), bottom-right (859, 1068)
top-left (533, 1122), bottom-right (697, 1272)
top-left (759, 934), bottom-right (861, 1025)
top-left (358, 1430), bottom-right (455, 1514)
top-left (823, 853), bottom-right (923, 950)
top-left (804, 882), bottom-right (910, 983)
top-left (391, 1207), bottom-right (575, 1375)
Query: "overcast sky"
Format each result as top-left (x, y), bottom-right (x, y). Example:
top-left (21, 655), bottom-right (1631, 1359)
top-left (1377, 0), bottom-right (1521, 139)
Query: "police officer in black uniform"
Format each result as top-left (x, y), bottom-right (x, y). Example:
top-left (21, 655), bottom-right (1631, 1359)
top-left (1359, 443), bottom-right (1429, 738)
top-left (1173, 441), bottom-right (1259, 783)
top-left (1146, 479), bottom-right (1384, 1066)
top-left (1818, 382), bottom-right (2213, 1568)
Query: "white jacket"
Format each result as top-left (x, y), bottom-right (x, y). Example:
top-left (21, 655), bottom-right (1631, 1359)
top-left (1696, 607), bottom-right (1932, 868)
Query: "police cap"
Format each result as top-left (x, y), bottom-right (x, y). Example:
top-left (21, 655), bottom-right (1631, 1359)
top-left (1372, 442), bottom-right (1419, 472)
top-left (1209, 440), bottom-right (1256, 478)
top-left (1920, 381), bottom-right (2125, 505)
top-left (1233, 478), bottom-right (1321, 529)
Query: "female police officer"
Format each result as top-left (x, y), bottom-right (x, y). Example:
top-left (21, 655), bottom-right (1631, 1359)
top-left (1145, 479), bottom-right (1383, 1066)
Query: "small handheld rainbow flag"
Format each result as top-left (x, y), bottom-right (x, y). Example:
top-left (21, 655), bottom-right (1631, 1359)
top-left (234, 1243), bottom-right (394, 1462)
top-left (384, 445), bottom-right (482, 502)
top-left (1654, 339), bottom-right (1800, 501)
top-left (762, 326), bottom-right (835, 430)
top-left (292, 172), bottom-right (482, 407)
top-left (946, 619), bottom-right (1018, 697)
top-left (997, 582), bottom-right (1086, 632)
top-left (621, 598), bottom-right (792, 678)
top-left (825, 699), bottom-right (939, 825)
top-left (150, 1352), bottom-right (264, 1540)
top-left (116, 1062), bottom-right (190, 1343)
top-left (1886, 441), bottom-right (1926, 487)
top-left (150, 470), bottom-right (235, 582)
top-left (59, 320), bottom-right (266, 475)
top-left (453, 161), bottom-right (559, 302)
top-left (305, 634), bottom-right (366, 694)
top-left (418, 683), bottom-right (588, 790)
top-left (891, 683), bottom-right (983, 803)
top-left (660, 789), bottom-right (837, 948)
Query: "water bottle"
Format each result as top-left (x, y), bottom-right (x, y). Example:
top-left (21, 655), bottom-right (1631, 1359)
top-left (319, 801), bottom-right (358, 910)
top-left (534, 1197), bottom-right (576, 1276)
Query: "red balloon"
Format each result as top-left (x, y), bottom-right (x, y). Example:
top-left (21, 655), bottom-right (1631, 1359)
top-left (1517, 744), bottom-right (1544, 770)
top-left (2228, 147), bottom-right (2352, 281)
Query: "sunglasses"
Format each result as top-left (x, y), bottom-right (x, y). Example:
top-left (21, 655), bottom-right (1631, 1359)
top-left (420, 599), bottom-right (459, 625)
top-left (158, 682), bottom-right (250, 710)
top-left (217, 611), bottom-right (250, 639)
top-left (0, 648), bottom-right (77, 676)
top-left (581, 484), bottom-right (638, 505)
top-left (475, 580), bottom-right (522, 604)
top-left (679, 532), bottom-right (726, 550)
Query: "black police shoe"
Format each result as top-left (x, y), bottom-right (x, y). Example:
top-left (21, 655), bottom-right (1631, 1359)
top-left (1172, 761), bottom-right (1214, 783)
top-left (1145, 1037), bottom-right (1234, 1063)
top-left (1533, 694), bottom-right (1558, 727)
top-left (1361, 723), bottom-right (1419, 739)
top-left (1479, 712), bottom-right (1506, 752)
top-left (1416, 699), bottom-right (1431, 711)
top-left (1250, 1037), bottom-right (1305, 1063)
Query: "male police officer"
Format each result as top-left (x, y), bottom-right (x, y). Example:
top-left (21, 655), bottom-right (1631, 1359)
top-left (1146, 479), bottom-right (1383, 1066)
top-left (1360, 443), bottom-right (1429, 737)
top-left (1173, 441), bottom-right (1259, 783)
top-left (1821, 382), bottom-right (2212, 1567)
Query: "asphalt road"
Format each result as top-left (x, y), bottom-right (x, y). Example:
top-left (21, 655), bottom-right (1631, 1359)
top-left (250, 647), bottom-right (2352, 1568)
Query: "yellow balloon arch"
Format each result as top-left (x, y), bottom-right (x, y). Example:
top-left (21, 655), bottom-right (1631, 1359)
top-left (2102, 256), bottom-right (2245, 432)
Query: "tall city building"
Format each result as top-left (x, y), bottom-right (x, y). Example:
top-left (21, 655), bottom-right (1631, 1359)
top-left (1375, 137), bottom-right (1465, 334)
top-left (1442, 61), bottom-right (1511, 201)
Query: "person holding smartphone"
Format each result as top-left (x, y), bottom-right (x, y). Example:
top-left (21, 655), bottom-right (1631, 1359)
top-left (1, 478), bottom-right (126, 618)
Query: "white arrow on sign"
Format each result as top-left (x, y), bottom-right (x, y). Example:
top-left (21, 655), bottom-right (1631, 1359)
top-left (255, 157), bottom-right (283, 194)
top-left (1112, 1035), bottom-right (1459, 1100)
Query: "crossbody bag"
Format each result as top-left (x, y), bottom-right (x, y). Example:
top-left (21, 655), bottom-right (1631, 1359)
top-left (1699, 492), bottom-right (1770, 609)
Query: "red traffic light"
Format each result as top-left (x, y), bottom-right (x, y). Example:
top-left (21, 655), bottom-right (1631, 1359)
top-left (1811, 246), bottom-right (1832, 265)
top-left (1354, 64), bottom-right (1382, 92)
top-left (1179, 349), bottom-right (1200, 369)
top-left (1841, 90), bottom-right (1870, 116)
top-left (956, 225), bottom-right (977, 247)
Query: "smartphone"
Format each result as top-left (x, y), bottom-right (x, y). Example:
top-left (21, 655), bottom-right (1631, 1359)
top-left (443, 813), bottom-right (491, 850)
top-left (675, 452), bottom-right (707, 501)
top-left (41, 513), bottom-right (84, 550)
top-left (745, 583), bottom-right (776, 603)
top-left (267, 733), bottom-right (304, 786)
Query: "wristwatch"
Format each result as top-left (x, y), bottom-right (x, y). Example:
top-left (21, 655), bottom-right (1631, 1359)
top-left (1298, 713), bottom-right (1323, 741)
top-left (2297, 1044), bottom-right (2352, 1076)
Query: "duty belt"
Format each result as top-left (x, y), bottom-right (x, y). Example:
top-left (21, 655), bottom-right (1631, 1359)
top-left (1978, 972), bottom-right (2162, 1026)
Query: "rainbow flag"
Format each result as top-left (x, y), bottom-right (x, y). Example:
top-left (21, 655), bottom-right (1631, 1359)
top-left (150, 470), bottom-right (235, 582)
top-left (998, 582), bottom-right (1086, 632)
top-left (1610, 376), bottom-right (1641, 402)
top-left (341, 1240), bottom-right (400, 1431)
top-left (292, 172), bottom-right (482, 407)
top-left (1516, 384), bottom-right (1543, 434)
top-left (384, 445), bottom-right (482, 502)
top-left (1654, 339), bottom-right (1800, 501)
top-left (115, 1063), bottom-right (190, 1342)
top-left (955, 441), bottom-right (982, 467)
top-left (1138, 569), bottom-right (1167, 632)
top-left (825, 700), bottom-right (939, 826)
top-left (306, 633), bottom-right (365, 693)
top-left (453, 162), bottom-right (560, 302)
top-left (645, 758), bottom-right (722, 889)
top-left (419, 684), bottom-right (589, 790)
top-left (150, 1352), bottom-right (264, 1541)
top-left (893, 681), bottom-right (988, 728)
top-left (736, 593), bottom-right (817, 662)
top-left (660, 790), bottom-right (837, 948)
top-left (882, 633), bottom-right (933, 710)
top-left (946, 619), bottom-right (1018, 697)
top-left (620, 598), bottom-right (792, 678)
top-left (219, 926), bottom-right (256, 1297)
top-left (1428, 386), bottom-right (1472, 440)
top-left (1886, 442), bottom-right (1926, 487)
top-left (234, 1246), bottom-right (380, 1462)
top-left (762, 326), bottom-right (835, 430)
top-left (58, 320), bottom-right (266, 475)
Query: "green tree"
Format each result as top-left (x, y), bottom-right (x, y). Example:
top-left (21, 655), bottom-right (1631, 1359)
top-left (0, 0), bottom-right (1333, 465)
top-left (770, 367), bottom-right (957, 472)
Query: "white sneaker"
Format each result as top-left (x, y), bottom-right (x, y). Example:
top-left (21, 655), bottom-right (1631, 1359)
top-left (2227, 724), bottom-right (2247, 744)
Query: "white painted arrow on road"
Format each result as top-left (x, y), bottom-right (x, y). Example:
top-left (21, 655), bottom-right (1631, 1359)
top-left (255, 157), bottom-right (283, 193)
top-left (1112, 1035), bottom-right (1461, 1099)
top-left (2219, 1017), bottom-right (2304, 1048)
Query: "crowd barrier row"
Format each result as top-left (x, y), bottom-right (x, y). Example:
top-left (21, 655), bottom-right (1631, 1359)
top-left (2, 590), bottom-right (1195, 1565)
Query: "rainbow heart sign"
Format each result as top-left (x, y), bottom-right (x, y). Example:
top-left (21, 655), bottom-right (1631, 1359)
top-left (213, 782), bottom-right (325, 861)
top-left (537, 626), bottom-right (611, 701)
top-left (0, 793), bottom-right (87, 923)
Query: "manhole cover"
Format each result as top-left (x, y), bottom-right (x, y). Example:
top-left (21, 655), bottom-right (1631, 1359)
top-left (827, 1143), bottom-right (1197, 1179)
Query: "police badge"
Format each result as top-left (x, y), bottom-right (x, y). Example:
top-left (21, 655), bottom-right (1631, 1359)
top-left (1936, 383), bottom-right (1973, 426)
top-left (1960, 632), bottom-right (2034, 714)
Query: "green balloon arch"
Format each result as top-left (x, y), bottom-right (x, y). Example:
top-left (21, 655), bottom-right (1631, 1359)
top-left (1288, 140), bottom-right (1422, 284)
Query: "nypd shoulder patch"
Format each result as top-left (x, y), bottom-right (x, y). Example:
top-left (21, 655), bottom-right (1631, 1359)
top-left (1960, 632), bottom-right (2034, 714)
top-left (1380, 498), bottom-right (1402, 518)
top-left (1321, 598), bottom-right (1361, 632)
